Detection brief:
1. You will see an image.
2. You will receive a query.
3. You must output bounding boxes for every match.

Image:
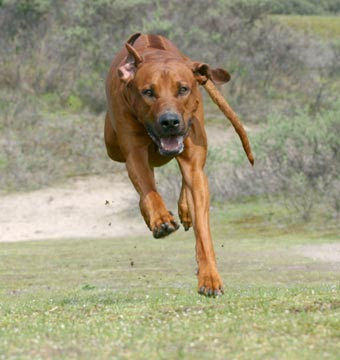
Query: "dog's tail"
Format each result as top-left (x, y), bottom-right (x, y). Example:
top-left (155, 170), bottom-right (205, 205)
top-left (203, 79), bottom-right (254, 166)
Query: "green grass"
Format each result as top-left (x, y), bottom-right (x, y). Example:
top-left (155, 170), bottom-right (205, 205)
top-left (274, 15), bottom-right (340, 39)
top-left (0, 201), bottom-right (339, 359)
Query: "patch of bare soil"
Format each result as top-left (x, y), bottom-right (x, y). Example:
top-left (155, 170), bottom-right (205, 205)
top-left (0, 174), bottom-right (148, 242)
top-left (296, 244), bottom-right (340, 264)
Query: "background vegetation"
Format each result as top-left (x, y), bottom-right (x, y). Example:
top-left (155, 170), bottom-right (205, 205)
top-left (1, 0), bottom-right (339, 223)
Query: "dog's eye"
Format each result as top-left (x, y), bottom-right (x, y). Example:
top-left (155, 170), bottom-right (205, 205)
top-left (142, 89), bottom-right (154, 98)
top-left (178, 86), bottom-right (190, 95)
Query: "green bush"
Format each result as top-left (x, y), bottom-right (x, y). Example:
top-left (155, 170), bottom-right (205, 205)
top-left (0, 91), bottom-right (122, 192)
top-left (67, 94), bottom-right (83, 112)
top-left (207, 102), bottom-right (340, 221)
top-left (269, 0), bottom-right (340, 15)
top-left (256, 105), bottom-right (339, 219)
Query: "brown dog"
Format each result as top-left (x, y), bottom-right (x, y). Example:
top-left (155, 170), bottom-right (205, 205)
top-left (105, 33), bottom-right (245, 296)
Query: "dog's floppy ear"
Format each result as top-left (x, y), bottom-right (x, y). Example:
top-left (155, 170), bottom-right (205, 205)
top-left (118, 34), bottom-right (143, 83)
top-left (191, 62), bottom-right (231, 85)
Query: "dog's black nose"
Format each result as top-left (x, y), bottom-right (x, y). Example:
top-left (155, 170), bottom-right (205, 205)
top-left (159, 112), bottom-right (181, 130)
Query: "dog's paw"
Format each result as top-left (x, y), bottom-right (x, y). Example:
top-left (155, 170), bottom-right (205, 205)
top-left (178, 206), bottom-right (192, 231)
top-left (152, 212), bottom-right (179, 239)
top-left (197, 265), bottom-right (224, 297)
top-left (153, 221), bottom-right (179, 238)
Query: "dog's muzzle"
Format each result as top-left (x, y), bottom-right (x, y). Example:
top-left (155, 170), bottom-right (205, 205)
top-left (146, 113), bottom-right (191, 156)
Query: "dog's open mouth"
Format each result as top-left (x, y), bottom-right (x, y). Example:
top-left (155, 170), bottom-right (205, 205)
top-left (146, 125), bottom-right (185, 156)
top-left (159, 136), bottom-right (184, 156)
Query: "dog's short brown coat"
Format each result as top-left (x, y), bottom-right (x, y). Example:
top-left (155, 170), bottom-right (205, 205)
top-left (105, 33), bottom-right (232, 296)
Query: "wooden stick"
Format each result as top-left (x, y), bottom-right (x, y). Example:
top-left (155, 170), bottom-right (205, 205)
top-left (203, 79), bottom-right (254, 166)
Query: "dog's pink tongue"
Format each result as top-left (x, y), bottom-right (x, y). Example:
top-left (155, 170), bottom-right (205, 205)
top-left (160, 137), bottom-right (180, 152)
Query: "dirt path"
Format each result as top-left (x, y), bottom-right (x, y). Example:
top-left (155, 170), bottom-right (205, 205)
top-left (0, 175), bottom-right (148, 242)
top-left (296, 244), bottom-right (340, 263)
top-left (1, 173), bottom-right (340, 267)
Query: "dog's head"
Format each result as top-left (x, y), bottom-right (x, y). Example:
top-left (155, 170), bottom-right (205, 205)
top-left (118, 40), bottom-right (230, 156)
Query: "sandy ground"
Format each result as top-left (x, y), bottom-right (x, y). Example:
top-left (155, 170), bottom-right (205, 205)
top-left (0, 174), bottom-right (148, 242)
top-left (1, 173), bottom-right (339, 265)
top-left (296, 244), bottom-right (340, 263)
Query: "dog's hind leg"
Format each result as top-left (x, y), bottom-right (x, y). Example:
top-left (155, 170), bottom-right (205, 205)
top-left (178, 179), bottom-right (192, 231)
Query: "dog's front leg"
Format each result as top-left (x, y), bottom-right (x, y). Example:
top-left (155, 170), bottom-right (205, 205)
top-left (177, 150), bottom-right (223, 296)
top-left (125, 146), bottom-right (179, 238)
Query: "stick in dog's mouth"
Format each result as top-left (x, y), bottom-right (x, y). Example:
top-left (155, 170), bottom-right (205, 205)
top-left (203, 79), bottom-right (254, 166)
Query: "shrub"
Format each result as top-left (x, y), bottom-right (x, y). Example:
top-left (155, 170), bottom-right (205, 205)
top-left (269, 0), bottom-right (340, 15)
top-left (0, 91), bottom-right (122, 192)
top-left (1, 0), bottom-right (339, 115)
top-left (206, 103), bottom-right (340, 221)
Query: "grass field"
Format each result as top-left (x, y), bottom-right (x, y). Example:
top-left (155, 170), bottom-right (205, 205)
top-left (274, 15), bottom-right (340, 39)
top-left (0, 200), bottom-right (339, 359)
